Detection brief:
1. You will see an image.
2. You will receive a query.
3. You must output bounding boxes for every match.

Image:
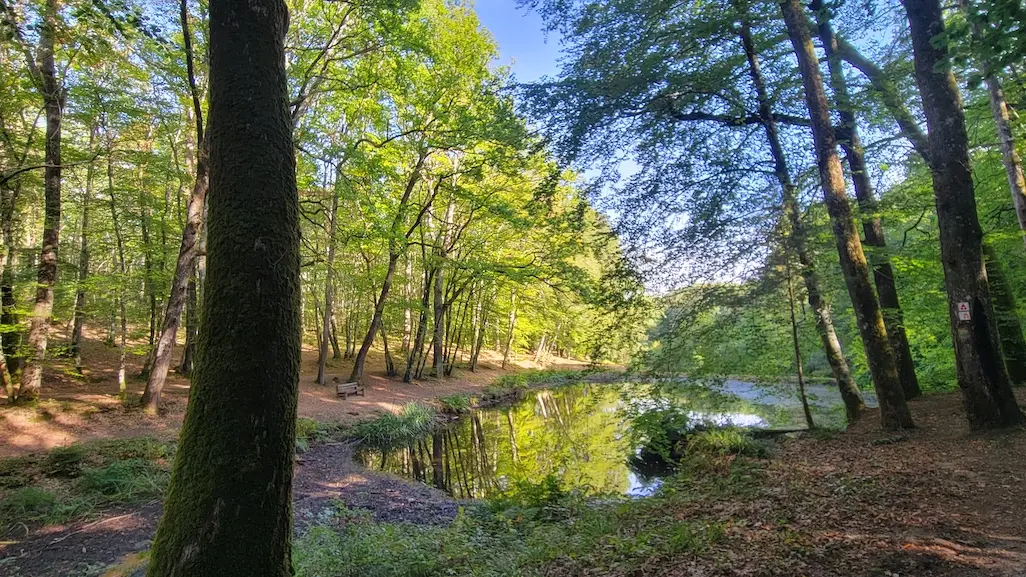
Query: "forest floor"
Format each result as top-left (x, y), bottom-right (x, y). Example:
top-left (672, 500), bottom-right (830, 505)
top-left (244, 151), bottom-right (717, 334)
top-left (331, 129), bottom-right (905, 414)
top-left (0, 328), bottom-right (588, 458)
top-left (1, 334), bottom-right (1025, 576)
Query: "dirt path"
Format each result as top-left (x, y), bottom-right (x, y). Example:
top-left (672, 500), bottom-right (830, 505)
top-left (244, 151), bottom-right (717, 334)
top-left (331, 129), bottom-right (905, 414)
top-left (0, 442), bottom-right (458, 577)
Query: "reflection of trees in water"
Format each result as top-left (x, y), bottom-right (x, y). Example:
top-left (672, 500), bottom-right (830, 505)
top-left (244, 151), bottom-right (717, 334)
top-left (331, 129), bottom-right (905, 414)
top-left (360, 381), bottom-right (844, 498)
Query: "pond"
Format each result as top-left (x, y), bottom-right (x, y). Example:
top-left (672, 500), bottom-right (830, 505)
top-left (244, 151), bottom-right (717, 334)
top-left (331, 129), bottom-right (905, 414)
top-left (356, 379), bottom-right (871, 500)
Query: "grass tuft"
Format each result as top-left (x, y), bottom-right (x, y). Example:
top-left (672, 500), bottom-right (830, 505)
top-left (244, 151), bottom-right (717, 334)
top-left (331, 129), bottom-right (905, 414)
top-left (347, 403), bottom-right (438, 451)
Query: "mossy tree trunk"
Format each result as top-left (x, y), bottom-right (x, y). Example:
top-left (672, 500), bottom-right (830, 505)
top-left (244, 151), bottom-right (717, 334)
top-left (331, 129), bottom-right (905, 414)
top-left (145, 0), bottom-right (301, 572)
top-left (811, 0), bottom-right (920, 400)
top-left (901, 0), bottom-right (1025, 429)
top-left (782, 0), bottom-right (913, 429)
top-left (736, 9), bottom-right (866, 421)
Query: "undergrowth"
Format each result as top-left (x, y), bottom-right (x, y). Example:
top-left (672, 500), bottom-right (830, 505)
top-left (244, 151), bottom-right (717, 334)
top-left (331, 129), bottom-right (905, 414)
top-left (293, 457), bottom-right (759, 577)
top-left (345, 403), bottom-right (438, 450)
top-left (0, 437), bottom-right (173, 531)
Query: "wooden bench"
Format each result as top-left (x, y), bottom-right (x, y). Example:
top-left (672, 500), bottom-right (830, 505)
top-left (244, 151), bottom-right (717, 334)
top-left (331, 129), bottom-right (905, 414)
top-left (333, 377), bottom-right (365, 399)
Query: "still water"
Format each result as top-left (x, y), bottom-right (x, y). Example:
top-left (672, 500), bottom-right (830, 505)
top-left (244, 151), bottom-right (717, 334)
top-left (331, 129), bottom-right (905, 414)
top-left (357, 379), bottom-right (864, 500)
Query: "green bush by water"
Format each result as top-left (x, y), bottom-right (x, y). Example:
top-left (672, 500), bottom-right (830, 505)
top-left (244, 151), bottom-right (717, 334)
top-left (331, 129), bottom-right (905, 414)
top-left (346, 403), bottom-right (438, 450)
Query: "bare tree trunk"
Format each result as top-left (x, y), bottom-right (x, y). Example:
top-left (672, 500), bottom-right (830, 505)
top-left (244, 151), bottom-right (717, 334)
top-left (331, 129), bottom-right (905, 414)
top-left (330, 315), bottom-right (342, 359)
top-left (782, 0), bottom-right (913, 429)
top-left (1, 181), bottom-right (21, 378)
top-left (469, 295), bottom-right (488, 372)
top-left (179, 270), bottom-right (198, 375)
top-left (982, 243), bottom-right (1026, 386)
top-left (501, 292), bottom-right (517, 370)
top-left (19, 0), bottom-right (64, 401)
top-left (786, 260), bottom-right (815, 430)
top-left (431, 200), bottom-right (455, 377)
top-left (71, 126), bottom-right (96, 372)
top-left (141, 0), bottom-right (209, 413)
top-left (380, 322), bottom-right (395, 377)
top-left (316, 193), bottom-right (338, 385)
top-left (403, 254), bottom-right (412, 354)
top-left (146, 0), bottom-right (300, 570)
top-left (351, 254), bottom-right (399, 382)
top-left (736, 12), bottom-right (866, 420)
top-left (404, 266), bottom-right (434, 383)
top-left (811, 0), bottom-right (920, 400)
top-left (902, 0), bottom-right (1024, 429)
top-left (105, 144), bottom-right (128, 394)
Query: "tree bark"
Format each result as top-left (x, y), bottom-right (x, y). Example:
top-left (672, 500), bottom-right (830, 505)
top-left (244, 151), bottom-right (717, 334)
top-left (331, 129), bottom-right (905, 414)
top-left (811, 0), bottom-right (920, 399)
top-left (782, 0), bottom-right (914, 429)
top-left (141, 0), bottom-right (209, 413)
top-left (71, 126), bottom-right (96, 371)
top-left (179, 271), bottom-right (197, 375)
top-left (19, 0), bottom-right (64, 401)
top-left (431, 199), bottom-right (455, 377)
top-left (786, 260), bottom-right (815, 429)
top-left (501, 292), bottom-right (517, 370)
top-left (317, 192), bottom-right (338, 385)
top-left (105, 145), bottom-right (128, 394)
top-left (145, 0), bottom-right (300, 571)
top-left (901, 0), bottom-right (1025, 429)
top-left (737, 12), bottom-right (866, 420)
top-left (982, 243), bottom-right (1026, 386)
top-left (350, 254), bottom-right (399, 382)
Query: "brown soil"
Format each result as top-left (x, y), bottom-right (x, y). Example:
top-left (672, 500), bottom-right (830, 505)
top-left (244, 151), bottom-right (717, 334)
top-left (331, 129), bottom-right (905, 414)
top-left (0, 329), bottom-right (589, 458)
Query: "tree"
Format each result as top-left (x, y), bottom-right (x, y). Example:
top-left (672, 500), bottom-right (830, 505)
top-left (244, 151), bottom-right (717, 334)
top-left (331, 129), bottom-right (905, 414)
top-left (780, 0), bottom-right (913, 430)
top-left (141, 0), bottom-right (209, 413)
top-left (900, 0), bottom-right (1024, 429)
top-left (145, 0), bottom-right (301, 573)
top-left (2, 0), bottom-right (65, 401)
top-left (810, 0), bottom-right (920, 400)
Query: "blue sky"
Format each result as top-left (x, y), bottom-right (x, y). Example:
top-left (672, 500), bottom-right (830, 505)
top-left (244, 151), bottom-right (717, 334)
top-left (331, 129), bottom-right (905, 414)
top-left (473, 0), bottom-right (562, 82)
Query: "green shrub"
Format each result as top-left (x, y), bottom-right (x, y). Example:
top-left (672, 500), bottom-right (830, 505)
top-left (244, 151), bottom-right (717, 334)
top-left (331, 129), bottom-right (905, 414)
top-left (437, 393), bottom-right (472, 414)
top-left (296, 417), bottom-right (322, 452)
top-left (347, 403), bottom-right (437, 450)
top-left (686, 428), bottom-right (768, 458)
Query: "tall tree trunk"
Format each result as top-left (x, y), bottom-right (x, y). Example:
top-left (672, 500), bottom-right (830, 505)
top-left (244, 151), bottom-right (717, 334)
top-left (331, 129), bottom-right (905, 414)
top-left (141, 0), bottom-right (209, 413)
top-left (146, 0), bottom-right (300, 571)
top-left (105, 146), bottom-right (128, 394)
top-left (901, 0), bottom-right (1024, 429)
top-left (404, 266), bottom-right (434, 383)
top-left (983, 243), bottom-right (1026, 386)
top-left (19, 0), bottom-right (64, 401)
top-left (469, 297), bottom-right (487, 372)
top-left (431, 200), bottom-right (455, 377)
top-left (381, 322), bottom-right (396, 377)
top-left (329, 316), bottom-right (342, 359)
top-left (1, 181), bottom-right (21, 378)
top-left (737, 13), bottom-right (866, 420)
top-left (501, 292), bottom-right (517, 370)
top-left (351, 254), bottom-right (400, 382)
top-left (71, 126), bottom-right (96, 371)
top-left (786, 260), bottom-right (815, 430)
top-left (179, 269), bottom-right (198, 375)
top-left (317, 193), bottom-right (338, 385)
top-left (782, 0), bottom-right (913, 430)
top-left (812, 0), bottom-right (920, 399)
top-left (403, 254), bottom-right (413, 354)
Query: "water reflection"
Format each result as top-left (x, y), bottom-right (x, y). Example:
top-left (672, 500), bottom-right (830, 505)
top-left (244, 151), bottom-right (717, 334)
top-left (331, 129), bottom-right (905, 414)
top-left (357, 380), bottom-right (853, 500)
